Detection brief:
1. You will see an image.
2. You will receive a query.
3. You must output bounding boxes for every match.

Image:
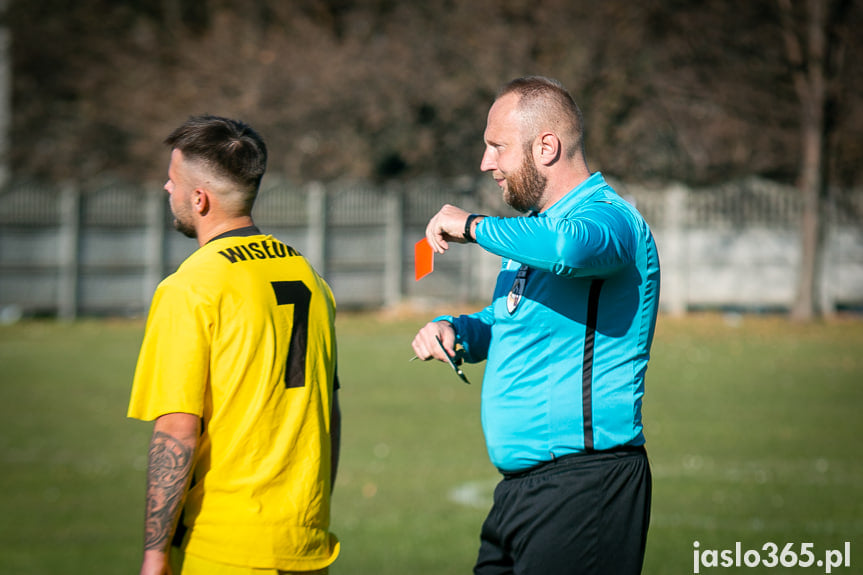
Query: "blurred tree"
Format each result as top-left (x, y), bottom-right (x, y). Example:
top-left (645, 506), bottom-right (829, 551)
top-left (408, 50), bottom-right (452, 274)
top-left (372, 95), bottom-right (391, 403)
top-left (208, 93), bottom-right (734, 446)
top-left (0, 0), bottom-right (9, 187)
top-left (5, 0), bottom-right (862, 195)
top-left (642, 0), bottom-right (861, 320)
top-left (778, 0), bottom-right (853, 320)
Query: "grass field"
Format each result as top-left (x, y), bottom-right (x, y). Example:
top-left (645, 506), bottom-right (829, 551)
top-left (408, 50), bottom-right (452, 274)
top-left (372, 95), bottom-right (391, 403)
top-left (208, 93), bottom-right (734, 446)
top-left (1, 312), bottom-right (861, 574)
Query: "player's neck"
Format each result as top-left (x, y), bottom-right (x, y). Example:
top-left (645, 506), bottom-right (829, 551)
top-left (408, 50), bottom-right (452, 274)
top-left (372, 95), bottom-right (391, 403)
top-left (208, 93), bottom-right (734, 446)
top-left (196, 216), bottom-right (256, 247)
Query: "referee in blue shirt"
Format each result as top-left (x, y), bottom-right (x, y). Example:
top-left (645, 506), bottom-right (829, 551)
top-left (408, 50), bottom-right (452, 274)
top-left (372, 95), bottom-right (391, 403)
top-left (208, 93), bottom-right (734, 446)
top-left (412, 76), bottom-right (660, 575)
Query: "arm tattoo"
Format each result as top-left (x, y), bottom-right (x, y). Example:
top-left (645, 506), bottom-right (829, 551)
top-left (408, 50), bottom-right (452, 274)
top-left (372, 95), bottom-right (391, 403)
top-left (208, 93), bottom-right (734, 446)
top-left (144, 430), bottom-right (196, 552)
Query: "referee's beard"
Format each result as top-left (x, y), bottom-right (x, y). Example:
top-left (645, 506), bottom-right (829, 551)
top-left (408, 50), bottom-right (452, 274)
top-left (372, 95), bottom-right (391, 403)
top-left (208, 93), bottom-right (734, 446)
top-left (503, 152), bottom-right (546, 213)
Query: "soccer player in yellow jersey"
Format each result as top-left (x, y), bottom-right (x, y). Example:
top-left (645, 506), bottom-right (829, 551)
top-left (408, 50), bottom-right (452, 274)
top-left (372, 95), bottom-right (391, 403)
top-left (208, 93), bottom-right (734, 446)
top-left (128, 115), bottom-right (341, 575)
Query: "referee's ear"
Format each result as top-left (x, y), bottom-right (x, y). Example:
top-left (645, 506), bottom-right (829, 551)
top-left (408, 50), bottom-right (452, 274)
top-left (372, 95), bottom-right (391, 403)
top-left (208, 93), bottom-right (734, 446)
top-left (536, 132), bottom-right (561, 167)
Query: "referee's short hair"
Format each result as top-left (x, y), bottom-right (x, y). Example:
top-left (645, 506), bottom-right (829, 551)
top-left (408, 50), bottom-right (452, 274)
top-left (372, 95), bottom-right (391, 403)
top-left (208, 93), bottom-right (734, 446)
top-left (497, 76), bottom-right (585, 161)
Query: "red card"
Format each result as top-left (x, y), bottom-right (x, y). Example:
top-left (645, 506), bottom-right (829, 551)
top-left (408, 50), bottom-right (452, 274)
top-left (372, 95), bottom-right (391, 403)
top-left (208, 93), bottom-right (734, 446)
top-left (414, 238), bottom-right (434, 281)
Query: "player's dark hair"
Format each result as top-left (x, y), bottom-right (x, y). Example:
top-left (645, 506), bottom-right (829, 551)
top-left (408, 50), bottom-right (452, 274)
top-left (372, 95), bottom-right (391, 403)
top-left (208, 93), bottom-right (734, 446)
top-left (165, 115), bottom-right (268, 201)
top-left (498, 76), bottom-right (585, 160)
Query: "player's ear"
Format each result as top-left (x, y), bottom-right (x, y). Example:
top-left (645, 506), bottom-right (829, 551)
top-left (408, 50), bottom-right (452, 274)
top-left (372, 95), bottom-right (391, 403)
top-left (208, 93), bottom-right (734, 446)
top-left (192, 188), bottom-right (210, 216)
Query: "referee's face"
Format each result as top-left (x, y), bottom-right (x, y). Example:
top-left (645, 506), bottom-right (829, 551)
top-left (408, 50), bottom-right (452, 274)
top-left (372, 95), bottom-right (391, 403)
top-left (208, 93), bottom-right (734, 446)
top-left (165, 149), bottom-right (197, 239)
top-left (481, 94), bottom-right (521, 188)
top-left (481, 94), bottom-right (545, 213)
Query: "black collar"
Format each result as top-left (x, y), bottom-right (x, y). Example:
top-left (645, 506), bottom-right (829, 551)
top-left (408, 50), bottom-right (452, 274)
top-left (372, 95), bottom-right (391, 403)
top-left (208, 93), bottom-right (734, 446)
top-left (206, 225), bottom-right (262, 245)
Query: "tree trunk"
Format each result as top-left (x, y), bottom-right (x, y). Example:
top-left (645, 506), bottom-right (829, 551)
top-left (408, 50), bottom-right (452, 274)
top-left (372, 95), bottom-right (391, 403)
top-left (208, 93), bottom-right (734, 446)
top-left (793, 104), bottom-right (824, 321)
top-left (778, 0), bottom-right (828, 321)
top-left (0, 0), bottom-right (10, 189)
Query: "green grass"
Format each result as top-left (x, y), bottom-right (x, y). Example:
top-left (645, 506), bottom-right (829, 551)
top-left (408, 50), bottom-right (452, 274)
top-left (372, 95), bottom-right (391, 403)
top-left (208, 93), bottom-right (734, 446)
top-left (1, 313), bottom-right (861, 574)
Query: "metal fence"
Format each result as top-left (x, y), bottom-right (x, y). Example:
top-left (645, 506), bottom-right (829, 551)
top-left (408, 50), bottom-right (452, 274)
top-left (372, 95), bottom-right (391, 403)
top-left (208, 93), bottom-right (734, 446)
top-left (0, 175), bottom-right (861, 319)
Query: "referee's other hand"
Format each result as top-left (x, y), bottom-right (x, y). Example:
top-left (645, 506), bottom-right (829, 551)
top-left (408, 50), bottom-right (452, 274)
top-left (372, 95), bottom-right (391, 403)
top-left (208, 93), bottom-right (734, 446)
top-left (412, 320), bottom-right (457, 363)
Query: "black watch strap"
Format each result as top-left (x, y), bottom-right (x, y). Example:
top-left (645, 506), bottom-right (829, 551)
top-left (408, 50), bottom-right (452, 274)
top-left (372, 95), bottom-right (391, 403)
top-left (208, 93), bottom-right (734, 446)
top-left (464, 214), bottom-right (482, 242)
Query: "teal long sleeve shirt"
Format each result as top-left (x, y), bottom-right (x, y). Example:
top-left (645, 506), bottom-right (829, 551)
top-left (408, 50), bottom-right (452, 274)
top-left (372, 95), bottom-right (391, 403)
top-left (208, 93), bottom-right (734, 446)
top-left (436, 172), bottom-right (661, 473)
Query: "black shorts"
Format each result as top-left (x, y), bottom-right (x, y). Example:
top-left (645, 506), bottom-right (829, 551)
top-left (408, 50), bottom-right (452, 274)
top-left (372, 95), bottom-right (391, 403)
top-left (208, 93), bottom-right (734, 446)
top-left (474, 446), bottom-right (651, 575)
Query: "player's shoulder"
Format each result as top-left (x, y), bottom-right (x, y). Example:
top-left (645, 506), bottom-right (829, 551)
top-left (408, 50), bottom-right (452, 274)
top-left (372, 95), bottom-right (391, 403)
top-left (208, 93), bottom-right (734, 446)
top-left (153, 245), bottom-right (228, 298)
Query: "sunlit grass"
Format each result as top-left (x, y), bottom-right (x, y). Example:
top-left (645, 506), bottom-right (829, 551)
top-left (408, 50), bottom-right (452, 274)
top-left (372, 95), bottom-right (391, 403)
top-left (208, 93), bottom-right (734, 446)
top-left (0, 313), bottom-right (861, 574)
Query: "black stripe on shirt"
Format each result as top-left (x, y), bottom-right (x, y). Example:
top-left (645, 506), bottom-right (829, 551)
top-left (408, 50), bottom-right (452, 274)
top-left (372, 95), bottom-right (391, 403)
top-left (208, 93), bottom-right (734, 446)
top-left (582, 279), bottom-right (604, 451)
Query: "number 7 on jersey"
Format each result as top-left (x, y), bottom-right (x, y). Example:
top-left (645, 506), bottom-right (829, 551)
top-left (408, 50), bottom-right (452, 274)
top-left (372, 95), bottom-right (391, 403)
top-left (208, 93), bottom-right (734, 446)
top-left (271, 281), bottom-right (311, 388)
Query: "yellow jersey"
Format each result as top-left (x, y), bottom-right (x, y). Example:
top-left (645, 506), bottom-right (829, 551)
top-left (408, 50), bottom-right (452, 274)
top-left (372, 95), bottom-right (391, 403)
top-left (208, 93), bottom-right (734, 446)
top-left (128, 227), bottom-right (339, 571)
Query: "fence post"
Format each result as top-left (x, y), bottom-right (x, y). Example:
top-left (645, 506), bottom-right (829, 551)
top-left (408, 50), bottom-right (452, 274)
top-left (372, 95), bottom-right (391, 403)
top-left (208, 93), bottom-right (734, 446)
top-left (306, 182), bottom-right (327, 276)
top-left (384, 184), bottom-right (403, 308)
top-left (662, 184), bottom-right (688, 316)
top-left (57, 183), bottom-right (80, 320)
top-left (819, 192), bottom-right (837, 319)
top-left (143, 185), bottom-right (165, 308)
